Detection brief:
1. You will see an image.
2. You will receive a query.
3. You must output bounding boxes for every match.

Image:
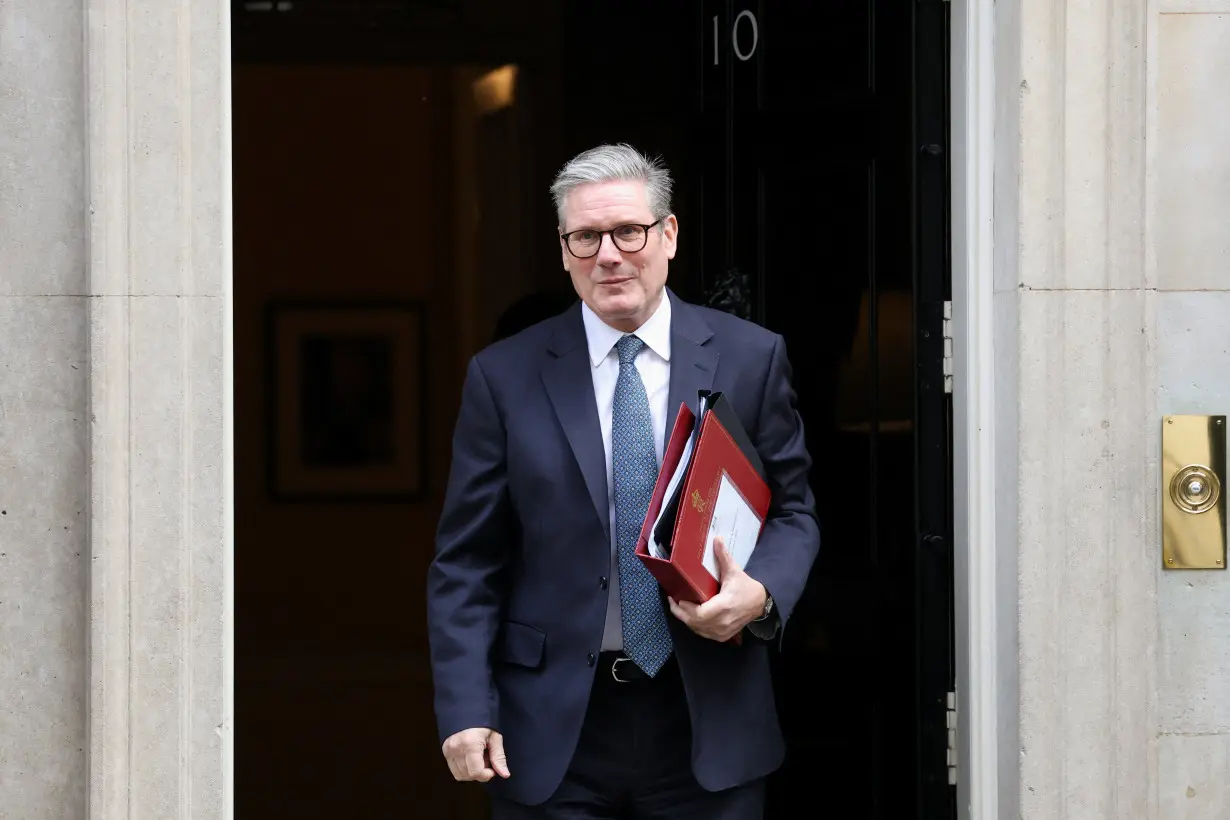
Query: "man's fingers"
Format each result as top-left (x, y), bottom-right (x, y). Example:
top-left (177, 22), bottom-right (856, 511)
top-left (674, 593), bottom-right (728, 625)
top-left (464, 741), bottom-right (494, 782)
top-left (670, 596), bottom-right (697, 621)
top-left (694, 590), bottom-right (731, 621)
top-left (671, 592), bottom-right (742, 642)
top-left (444, 749), bottom-right (469, 781)
top-left (441, 728), bottom-right (506, 782)
top-left (442, 736), bottom-right (465, 780)
top-left (488, 731), bottom-right (511, 778)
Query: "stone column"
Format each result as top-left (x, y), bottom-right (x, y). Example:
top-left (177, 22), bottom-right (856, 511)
top-left (86, 1), bottom-right (231, 818)
top-left (1151, 3), bottom-right (1230, 817)
top-left (0, 2), bottom-right (89, 816)
top-left (1014, 0), bottom-right (1157, 817)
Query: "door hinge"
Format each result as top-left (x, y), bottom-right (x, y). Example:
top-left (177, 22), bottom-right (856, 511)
top-left (946, 690), bottom-right (958, 785)
top-left (942, 300), bottom-right (953, 394)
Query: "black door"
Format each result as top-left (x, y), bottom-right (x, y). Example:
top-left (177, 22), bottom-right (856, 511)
top-left (559, 3), bottom-right (956, 815)
top-left (694, 2), bottom-right (956, 818)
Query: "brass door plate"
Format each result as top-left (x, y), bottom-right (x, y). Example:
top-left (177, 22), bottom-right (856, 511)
top-left (1162, 415), bottom-right (1226, 569)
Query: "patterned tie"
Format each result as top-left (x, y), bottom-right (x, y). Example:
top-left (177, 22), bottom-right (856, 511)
top-left (612, 334), bottom-right (673, 676)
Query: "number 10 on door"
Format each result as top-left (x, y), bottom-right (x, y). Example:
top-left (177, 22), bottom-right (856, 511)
top-left (713, 10), bottom-right (759, 65)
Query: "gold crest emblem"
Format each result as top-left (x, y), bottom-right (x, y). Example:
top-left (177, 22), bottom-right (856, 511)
top-left (690, 489), bottom-right (707, 514)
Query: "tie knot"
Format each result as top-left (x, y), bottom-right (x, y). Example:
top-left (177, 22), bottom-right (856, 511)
top-left (616, 334), bottom-right (644, 364)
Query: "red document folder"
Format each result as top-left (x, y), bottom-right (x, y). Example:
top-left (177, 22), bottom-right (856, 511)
top-left (635, 390), bottom-right (771, 613)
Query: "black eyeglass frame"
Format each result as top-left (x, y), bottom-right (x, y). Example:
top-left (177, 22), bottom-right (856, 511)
top-left (559, 219), bottom-right (663, 259)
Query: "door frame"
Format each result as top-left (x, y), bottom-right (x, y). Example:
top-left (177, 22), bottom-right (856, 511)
top-left (216, 0), bottom-right (1012, 815)
top-left (950, 1), bottom-right (1014, 819)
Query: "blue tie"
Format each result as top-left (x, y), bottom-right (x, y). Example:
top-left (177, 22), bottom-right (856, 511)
top-left (612, 334), bottom-right (673, 676)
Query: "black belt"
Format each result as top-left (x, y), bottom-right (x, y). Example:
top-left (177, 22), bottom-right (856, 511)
top-left (598, 651), bottom-right (649, 683)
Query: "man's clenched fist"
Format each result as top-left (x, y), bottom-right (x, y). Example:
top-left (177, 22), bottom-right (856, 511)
top-left (441, 727), bottom-right (511, 782)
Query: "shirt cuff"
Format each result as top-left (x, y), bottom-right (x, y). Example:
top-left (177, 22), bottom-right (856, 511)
top-left (745, 610), bottom-right (781, 641)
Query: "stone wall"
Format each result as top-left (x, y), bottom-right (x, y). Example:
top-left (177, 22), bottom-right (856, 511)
top-left (0, 2), bottom-right (89, 817)
top-left (5, 0), bottom-right (1229, 817)
top-left (86, 0), bottom-right (230, 816)
top-left (1014, 0), bottom-right (1158, 813)
top-left (0, 0), bottom-right (230, 817)
top-left (1152, 3), bottom-right (1230, 817)
top-left (1011, 0), bottom-right (1230, 817)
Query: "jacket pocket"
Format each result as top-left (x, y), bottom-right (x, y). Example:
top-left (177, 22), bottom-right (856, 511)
top-left (496, 621), bottom-right (546, 669)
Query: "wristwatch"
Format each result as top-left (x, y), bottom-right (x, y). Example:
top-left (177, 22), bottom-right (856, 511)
top-left (755, 593), bottom-right (774, 622)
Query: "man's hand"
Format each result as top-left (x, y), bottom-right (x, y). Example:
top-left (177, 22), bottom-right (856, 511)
top-left (668, 536), bottom-right (767, 642)
top-left (441, 727), bottom-right (510, 782)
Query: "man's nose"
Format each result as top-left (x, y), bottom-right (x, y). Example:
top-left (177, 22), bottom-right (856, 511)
top-left (595, 233), bottom-right (623, 265)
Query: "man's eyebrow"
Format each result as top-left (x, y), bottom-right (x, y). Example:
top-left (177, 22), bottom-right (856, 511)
top-left (566, 220), bottom-right (648, 232)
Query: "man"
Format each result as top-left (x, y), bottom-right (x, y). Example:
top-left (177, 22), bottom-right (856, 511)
top-left (426, 143), bottom-right (820, 819)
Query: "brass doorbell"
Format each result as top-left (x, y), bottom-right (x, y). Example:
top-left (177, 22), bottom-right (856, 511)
top-left (1162, 415), bottom-right (1226, 569)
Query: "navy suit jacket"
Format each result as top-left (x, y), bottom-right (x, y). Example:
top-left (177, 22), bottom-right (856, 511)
top-left (426, 291), bottom-right (820, 806)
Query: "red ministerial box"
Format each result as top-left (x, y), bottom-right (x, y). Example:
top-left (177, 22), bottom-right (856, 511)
top-left (635, 391), bottom-right (771, 615)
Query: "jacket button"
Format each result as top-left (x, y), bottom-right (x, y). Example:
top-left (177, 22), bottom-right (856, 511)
top-left (599, 576), bottom-right (608, 590)
top-left (587, 653), bottom-right (596, 667)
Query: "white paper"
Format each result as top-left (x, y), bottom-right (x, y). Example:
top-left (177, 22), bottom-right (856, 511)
top-left (701, 472), bottom-right (763, 580)
top-left (648, 432), bottom-right (695, 559)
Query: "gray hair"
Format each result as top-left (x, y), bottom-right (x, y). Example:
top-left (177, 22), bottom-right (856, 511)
top-left (549, 143), bottom-right (674, 227)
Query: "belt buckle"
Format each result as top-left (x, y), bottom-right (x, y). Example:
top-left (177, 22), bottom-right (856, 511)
top-left (610, 656), bottom-right (637, 683)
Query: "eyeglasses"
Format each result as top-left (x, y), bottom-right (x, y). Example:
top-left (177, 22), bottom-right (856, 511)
top-left (560, 220), bottom-right (662, 259)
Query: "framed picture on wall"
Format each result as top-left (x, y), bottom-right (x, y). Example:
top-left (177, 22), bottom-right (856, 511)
top-left (266, 300), bottom-right (427, 502)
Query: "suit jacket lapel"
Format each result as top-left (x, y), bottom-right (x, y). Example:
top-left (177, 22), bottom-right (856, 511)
top-left (541, 307), bottom-right (610, 540)
top-left (667, 291), bottom-right (718, 423)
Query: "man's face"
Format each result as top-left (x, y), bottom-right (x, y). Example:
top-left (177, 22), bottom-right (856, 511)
top-left (559, 180), bottom-right (677, 332)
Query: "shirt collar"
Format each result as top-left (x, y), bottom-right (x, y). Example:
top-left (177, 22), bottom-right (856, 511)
top-left (580, 291), bottom-right (672, 367)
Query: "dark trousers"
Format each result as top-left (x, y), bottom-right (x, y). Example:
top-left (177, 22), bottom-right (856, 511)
top-left (490, 653), bottom-right (764, 820)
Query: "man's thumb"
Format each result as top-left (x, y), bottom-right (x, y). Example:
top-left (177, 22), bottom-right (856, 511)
top-left (714, 537), bottom-right (740, 581)
top-left (488, 731), bottom-right (511, 778)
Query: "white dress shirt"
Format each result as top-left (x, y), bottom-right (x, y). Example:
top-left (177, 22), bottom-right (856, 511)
top-left (580, 294), bottom-right (672, 652)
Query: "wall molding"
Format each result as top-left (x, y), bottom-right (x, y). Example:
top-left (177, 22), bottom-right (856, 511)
top-left (85, 1), bottom-right (232, 818)
top-left (951, 1), bottom-right (1008, 817)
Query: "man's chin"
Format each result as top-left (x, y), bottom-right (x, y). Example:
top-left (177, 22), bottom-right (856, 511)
top-left (593, 295), bottom-right (640, 319)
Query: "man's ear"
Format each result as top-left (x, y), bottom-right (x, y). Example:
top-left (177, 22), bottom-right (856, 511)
top-left (662, 215), bottom-right (679, 260)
